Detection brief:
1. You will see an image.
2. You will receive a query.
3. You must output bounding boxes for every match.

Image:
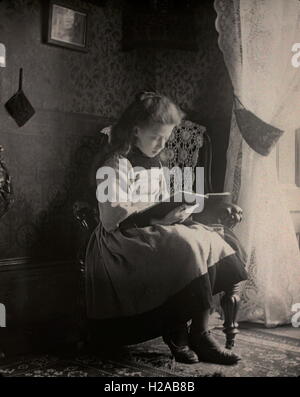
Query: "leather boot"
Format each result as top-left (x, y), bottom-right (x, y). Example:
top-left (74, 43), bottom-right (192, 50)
top-left (163, 324), bottom-right (199, 364)
top-left (190, 330), bottom-right (241, 365)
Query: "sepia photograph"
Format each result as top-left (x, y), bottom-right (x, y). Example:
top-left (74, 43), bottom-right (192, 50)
top-left (0, 0), bottom-right (299, 385)
top-left (46, 1), bottom-right (88, 50)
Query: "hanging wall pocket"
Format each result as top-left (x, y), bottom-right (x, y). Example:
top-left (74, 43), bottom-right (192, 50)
top-left (5, 68), bottom-right (35, 127)
top-left (234, 95), bottom-right (284, 156)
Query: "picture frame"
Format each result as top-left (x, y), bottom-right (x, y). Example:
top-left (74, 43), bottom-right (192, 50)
top-left (45, 1), bottom-right (88, 52)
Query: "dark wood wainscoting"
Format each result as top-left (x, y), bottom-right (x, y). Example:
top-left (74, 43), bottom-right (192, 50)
top-left (0, 257), bottom-right (83, 357)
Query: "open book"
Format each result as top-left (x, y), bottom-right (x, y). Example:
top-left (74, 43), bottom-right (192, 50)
top-left (119, 191), bottom-right (231, 230)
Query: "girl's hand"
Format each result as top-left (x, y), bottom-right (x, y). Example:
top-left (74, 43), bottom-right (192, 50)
top-left (150, 205), bottom-right (191, 226)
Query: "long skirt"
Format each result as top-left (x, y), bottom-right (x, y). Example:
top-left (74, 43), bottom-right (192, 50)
top-left (84, 220), bottom-right (247, 344)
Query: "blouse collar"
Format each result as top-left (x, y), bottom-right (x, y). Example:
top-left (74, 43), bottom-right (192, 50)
top-left (126, 145), bottom-right (161, 169)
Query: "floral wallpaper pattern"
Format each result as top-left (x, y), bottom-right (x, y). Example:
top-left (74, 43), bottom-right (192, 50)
top-left (0, 0), bottom-right (153, 118)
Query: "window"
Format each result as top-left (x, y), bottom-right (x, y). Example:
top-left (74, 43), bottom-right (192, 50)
top-left (277, 128), bottom-right (300, 235)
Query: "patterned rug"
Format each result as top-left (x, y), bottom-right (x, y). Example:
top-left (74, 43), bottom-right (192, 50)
top-left (0, 326), bottom-right (299, 377)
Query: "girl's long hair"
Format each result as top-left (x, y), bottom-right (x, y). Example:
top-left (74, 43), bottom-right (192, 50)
top-left (104, 91), bottom-right (184, 163)
top-left (90, 91), bottom-right (185, 187)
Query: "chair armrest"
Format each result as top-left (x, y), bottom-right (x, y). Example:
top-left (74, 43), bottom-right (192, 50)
top-left (73, 201), bottom-right (98, 234)
top-left (73, 201), bottom-right (99, 266)
top-left (215, 203), bottom-right (243, 229)
top-left (192, 202), bottom-right (243, 229)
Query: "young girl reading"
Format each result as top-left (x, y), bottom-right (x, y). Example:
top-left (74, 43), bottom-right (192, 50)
top-left (85, 91), bottom-right (248, 365)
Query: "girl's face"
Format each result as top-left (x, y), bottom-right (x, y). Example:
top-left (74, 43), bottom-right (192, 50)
top-left (135, 123), bottom-right (176, 158)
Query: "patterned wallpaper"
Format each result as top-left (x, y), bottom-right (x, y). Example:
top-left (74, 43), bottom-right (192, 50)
top-left (0, 0), bottom-right (232, 261)
top-left (0, 0), bottom-right (153, 117)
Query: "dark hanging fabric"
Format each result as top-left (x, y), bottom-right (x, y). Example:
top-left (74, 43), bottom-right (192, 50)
top-left (122, 1), bottom-right (198, 51)
top-left (234, 95), bottom-right (284, 156)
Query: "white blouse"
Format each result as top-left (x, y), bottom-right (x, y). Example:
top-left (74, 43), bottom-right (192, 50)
top-left (96, 155), bottom-right (169, 232)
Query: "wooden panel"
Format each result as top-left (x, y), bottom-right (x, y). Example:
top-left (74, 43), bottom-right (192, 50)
top-left (0, 110), bottom-right (115, 260)
top-left (0, 257), bottom-right (82, 356)
top-left (122, 1), bottom-right (198, 51)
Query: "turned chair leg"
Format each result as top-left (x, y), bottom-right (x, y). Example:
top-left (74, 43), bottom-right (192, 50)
top-left (220, 283), bottom-right (240, 349)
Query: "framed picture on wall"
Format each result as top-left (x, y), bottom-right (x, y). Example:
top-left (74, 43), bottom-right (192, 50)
top-left (45, 1), bottom-right (88, 52)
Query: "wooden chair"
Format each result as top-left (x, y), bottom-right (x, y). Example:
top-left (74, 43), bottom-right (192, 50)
top-left (73, 121), bottom-right (243, 350)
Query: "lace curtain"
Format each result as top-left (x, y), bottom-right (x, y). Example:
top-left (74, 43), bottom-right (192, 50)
top-left (214, 0), bottom-right (300, 326)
